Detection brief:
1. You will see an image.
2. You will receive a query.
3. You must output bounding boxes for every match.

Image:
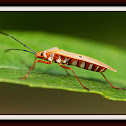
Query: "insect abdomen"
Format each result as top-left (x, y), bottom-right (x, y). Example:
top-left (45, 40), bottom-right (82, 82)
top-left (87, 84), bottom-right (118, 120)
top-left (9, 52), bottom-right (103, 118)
top-left (68, 59), bottom-right (107, 72)
top-left (53, 54), bottom-right (106, 72)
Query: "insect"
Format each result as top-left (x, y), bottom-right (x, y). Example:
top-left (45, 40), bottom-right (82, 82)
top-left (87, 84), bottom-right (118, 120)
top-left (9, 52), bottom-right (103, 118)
top-left (0, 31), bottom-right (125, 91)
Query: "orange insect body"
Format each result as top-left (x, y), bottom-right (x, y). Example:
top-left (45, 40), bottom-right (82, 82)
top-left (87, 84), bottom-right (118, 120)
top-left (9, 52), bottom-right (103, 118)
top-left (0, 32), bottom-right (125, 91)
top-left (36, 47), bottom-right (116, 73)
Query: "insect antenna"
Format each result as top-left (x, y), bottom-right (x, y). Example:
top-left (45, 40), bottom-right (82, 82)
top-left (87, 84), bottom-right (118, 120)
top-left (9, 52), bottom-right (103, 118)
top-left (5, 49), bottom-right (36, 55)
top-left (0, 31), bottom-right (36, 53)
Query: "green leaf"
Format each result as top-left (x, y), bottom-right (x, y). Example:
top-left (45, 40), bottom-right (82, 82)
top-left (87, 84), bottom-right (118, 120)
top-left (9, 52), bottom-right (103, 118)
top-left (0, 30), bottom-right (126, 101)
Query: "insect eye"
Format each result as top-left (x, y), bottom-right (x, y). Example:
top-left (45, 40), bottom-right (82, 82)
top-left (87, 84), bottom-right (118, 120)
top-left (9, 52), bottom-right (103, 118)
top-left (41, 52), bottom-right (43, 56)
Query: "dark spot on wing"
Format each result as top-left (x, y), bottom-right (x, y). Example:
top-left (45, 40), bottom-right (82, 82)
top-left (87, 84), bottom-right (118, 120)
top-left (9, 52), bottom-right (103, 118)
top-left (79, 56), bottom-right (82, 58)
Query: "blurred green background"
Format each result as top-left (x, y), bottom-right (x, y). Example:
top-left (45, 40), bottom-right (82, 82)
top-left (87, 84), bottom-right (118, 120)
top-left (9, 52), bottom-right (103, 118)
top-left (0, 12), bottom-right (126, 114)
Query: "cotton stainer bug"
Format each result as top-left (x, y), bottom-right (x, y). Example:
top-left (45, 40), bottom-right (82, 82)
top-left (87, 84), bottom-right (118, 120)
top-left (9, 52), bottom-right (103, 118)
top-left (1, 31), bottom-right (126, 91)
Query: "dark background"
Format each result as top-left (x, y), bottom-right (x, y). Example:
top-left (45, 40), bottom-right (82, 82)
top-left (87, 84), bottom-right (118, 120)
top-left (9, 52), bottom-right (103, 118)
top-left (0, 12), bottom-right (126, 114)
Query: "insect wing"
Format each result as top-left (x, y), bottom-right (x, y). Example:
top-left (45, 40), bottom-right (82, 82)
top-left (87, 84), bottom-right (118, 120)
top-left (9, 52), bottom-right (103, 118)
top-left (55, 49), bottom-right (117, 72)
top-left (46, 47), bottom-right (59, 53)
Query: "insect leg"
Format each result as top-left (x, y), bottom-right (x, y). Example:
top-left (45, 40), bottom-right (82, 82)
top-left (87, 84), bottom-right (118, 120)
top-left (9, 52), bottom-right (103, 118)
top-left (19, 59), bottom-right (52, 79)
top-left (64, 68), bottom-right (71, 76)
top-left (21, 58), bottom-right (37, 70)
top-left (58, 63), bottom-right (89, 91)
top-left (64, 63), bottom-right (71, 76)
top-left (101, 72), bottom-right (126, 90)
